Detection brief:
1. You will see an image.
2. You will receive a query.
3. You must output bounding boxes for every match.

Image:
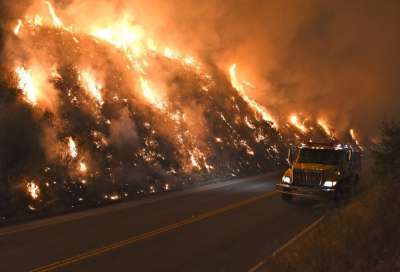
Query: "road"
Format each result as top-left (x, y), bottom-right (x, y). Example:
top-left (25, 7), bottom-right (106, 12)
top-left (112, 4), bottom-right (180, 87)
top-left (0, 172), bottom-right (322, 272)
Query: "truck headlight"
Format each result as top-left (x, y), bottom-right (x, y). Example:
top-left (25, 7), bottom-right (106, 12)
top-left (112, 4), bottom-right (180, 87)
top-left (282, 176), bottom-right (292, 184)
top-left (323, 181), bottom-right (337, 187)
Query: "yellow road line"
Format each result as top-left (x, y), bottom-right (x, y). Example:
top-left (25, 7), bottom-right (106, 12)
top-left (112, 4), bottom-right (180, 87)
top-left (31, 190), bottom-right (278, 272)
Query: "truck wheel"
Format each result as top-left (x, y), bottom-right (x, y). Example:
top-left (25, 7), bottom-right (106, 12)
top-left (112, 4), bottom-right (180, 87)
top-left (281, 193), bottom-right (293, 203)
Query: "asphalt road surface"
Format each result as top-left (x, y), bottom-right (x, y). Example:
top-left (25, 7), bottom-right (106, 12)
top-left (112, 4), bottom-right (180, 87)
top-left (0, 172), bottom-right (323, 272)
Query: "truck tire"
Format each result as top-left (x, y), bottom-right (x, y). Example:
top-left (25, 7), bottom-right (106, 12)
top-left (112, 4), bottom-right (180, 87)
top-left (281, 193), bottom-right (293, 203)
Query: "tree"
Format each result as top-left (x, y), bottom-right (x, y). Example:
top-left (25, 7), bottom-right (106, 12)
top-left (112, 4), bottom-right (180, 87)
top-left (372, 121), bottom-right (400, 180)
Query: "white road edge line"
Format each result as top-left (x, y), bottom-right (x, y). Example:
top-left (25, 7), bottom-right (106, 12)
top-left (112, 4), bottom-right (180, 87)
top-left (248, 216), bottom-right (325, 272)
top-left (248, 260), bottom-right (267, 272)
top-left (272, 216), bottom-right (325, 257)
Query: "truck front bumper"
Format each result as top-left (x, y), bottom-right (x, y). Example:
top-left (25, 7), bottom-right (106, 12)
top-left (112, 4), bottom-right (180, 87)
top-left (276, 183), bottom-right (336, 200)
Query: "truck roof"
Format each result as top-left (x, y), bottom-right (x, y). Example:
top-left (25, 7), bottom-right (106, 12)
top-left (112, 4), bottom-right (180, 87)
top-left (300, 142), bottom-right (349, 150)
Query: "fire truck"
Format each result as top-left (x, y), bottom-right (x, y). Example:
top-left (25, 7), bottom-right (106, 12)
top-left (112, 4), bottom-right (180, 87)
top-left (276, 142), bottom-right (362, 202)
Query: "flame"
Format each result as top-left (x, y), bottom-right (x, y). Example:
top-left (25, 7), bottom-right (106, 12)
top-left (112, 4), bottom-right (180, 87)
top-left (163, 48), bottom-right (201, 70)
top-left (349, 128), bottom-right (356, 140)
top-left (163, 47), bottom-right (178, 59)
top-left (80, 70), bottom-right (104, 105)
top-left (79, 161), bottom-right (87, 173)
top-left (26, 15), bottom-right (44, 27)
top-left (91, 16), bottom-right (145, 55)
top-left (349, 128), bottom-right (363, 148)
top-left (229, 64), bottom-right (276, 126)
top-left (255, 131), bottom-right (266, 143)
top-left (15, 66), bottom-right (38, 106)
top-left (68, 137), bottom-right (78, 159)
top-left (9, 2), bottom-right (358, 188)
top-left (189, 151), bottom-right (201, 170)
top-left (139, 77), bottom-right (165, 110)
top-left (45, 1), bottom-right (64, 28)
top-left (91, 17), bottom-right (202, 74)
top-left (14, 19), bottom-right (23, 35)
top-left (187, 148), bottom-right (213, 172)
top-left (240, 140), bottom-right (255, 156)
top-left (317, 119), bottom-right (334, 138)
top-left (289, 114), bottom-right (308, 133)
top-left (26, 181), bottom-right (40, 200)
top-left (244, 116), bottom-right (256, 129)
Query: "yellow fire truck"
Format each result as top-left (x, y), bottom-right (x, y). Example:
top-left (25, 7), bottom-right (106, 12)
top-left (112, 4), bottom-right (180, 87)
top-left (276, 142), bottom-right (361, 202)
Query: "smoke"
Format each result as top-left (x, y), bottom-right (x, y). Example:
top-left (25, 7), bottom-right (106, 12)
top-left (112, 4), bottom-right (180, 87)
top-left (0, 1), bottom-right (29, 70)
top-left (42, 0), bottom-right (399, 138)
top-left (257, 0), bottom-right (400, 137)
top-left (0, 0), bottom-right (394, 218)
top-left (2, 0), bottom-right (400, 137)
top-left (109, 107), bottom-right (139, 152)
top-left (180, 0), bottom-right (398, 138)
top-left (168, 0), bottom-right (400, 138)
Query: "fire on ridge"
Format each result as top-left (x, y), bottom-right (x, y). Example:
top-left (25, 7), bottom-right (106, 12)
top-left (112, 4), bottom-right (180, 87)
top-left (2, 1), bottom-right (362, 214)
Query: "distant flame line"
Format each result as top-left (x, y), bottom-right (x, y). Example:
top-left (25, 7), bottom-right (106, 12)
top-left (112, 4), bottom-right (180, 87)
top-left (229, 64), bottom-right (276, 127)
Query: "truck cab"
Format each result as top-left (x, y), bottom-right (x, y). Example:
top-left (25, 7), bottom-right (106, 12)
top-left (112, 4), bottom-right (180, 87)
top-left (276, 142), bottom-right (361, 202)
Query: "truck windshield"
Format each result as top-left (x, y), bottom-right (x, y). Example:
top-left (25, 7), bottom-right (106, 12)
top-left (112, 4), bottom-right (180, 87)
top-left (297, 148), bottom-right (344, 165)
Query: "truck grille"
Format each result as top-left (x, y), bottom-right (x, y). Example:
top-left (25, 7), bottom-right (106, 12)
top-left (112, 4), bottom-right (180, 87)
top-left (293, 169), bottom-right (324, 187)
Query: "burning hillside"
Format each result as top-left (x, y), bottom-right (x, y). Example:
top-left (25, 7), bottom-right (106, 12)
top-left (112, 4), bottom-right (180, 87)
top-left (0, 1), bottom-right (361, 221)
